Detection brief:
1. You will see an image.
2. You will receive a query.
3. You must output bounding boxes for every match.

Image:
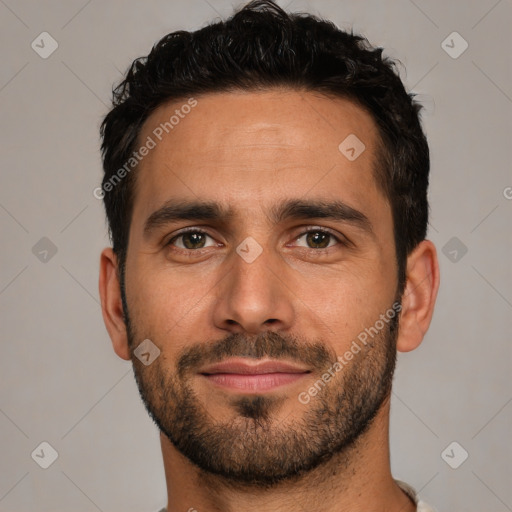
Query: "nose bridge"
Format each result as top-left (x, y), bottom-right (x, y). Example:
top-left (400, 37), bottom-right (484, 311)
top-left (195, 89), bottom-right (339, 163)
top-left (232, 241), bottom-right (275, 299)
top-left (212, 236), bottom-right (294, 333)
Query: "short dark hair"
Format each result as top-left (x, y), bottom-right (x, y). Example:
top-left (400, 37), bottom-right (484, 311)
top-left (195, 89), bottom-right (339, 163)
top-left (100, 0), bottom-right (429, 295)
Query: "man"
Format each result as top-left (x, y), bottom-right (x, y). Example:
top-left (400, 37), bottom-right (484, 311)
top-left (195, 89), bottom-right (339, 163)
top-left (98, 1), bottom-right (440, 510)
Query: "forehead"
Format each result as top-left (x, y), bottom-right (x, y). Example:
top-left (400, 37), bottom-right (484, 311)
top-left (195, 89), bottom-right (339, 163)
top-left (132, 89), bottom-right (387, 226)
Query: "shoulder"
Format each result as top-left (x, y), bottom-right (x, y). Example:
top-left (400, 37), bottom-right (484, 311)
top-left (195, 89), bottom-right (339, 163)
top-left (395, 479), bottom-right (438, 512)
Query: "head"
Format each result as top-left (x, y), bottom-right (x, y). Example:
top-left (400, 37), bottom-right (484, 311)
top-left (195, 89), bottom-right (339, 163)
top-left (98, 0), bottom-right (439, 487)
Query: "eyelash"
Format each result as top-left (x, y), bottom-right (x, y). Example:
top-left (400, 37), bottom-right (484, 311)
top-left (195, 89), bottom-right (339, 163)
top-left (166, 226), bottom-right (347, 253)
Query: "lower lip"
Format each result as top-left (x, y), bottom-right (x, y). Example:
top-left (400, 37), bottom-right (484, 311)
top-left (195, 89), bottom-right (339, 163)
top-left (201, 372), bottom-right (308, 391)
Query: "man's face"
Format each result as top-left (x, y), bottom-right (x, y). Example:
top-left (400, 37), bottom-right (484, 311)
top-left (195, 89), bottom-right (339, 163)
top-left (123, 90), bottom-right (399, 485)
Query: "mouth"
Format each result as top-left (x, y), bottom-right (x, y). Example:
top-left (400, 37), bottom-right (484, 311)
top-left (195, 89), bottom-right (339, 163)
top-left (199, 358), bottom-right (312, 392)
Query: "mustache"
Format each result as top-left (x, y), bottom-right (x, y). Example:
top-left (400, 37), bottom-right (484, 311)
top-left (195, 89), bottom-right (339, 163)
top-left (176, 331), bottom-right (337, 377)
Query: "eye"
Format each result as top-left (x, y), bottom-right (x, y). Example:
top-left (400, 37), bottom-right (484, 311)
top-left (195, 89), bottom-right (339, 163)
top-left (293, 228), bottom-right (343, 249)
top-left (167, 229), bottom-right (217, 250)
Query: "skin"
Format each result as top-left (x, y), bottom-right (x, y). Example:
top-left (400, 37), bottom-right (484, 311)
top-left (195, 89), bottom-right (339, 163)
top-left (99, 89), bottom-right (439, 511)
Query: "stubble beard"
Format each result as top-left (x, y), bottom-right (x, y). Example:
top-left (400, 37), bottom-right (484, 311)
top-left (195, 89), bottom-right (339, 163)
top-left (127, 304), bottom-right (399, 488)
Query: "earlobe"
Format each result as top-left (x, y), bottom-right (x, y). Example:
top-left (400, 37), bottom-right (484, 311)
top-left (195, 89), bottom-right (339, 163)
top-left (98, 248), bottom-right (131, 361)
top-left (396, 240), bottom-right (440, 353)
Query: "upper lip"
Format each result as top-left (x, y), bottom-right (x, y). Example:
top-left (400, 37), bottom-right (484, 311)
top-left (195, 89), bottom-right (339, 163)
top-left (199, 358), bottom-right (311, 375)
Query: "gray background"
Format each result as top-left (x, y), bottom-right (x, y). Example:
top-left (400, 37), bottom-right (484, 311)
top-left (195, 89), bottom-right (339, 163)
top-left (0, 0), bottom-right (511, 511)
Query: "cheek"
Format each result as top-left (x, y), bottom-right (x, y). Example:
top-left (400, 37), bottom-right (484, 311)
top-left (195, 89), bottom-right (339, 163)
top-left (296, 262), bottom-right (395, 350)
top-left (127, 265), bottom-right (214, 349)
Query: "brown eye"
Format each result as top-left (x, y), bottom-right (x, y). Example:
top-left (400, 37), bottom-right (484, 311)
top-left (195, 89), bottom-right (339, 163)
top-left (295, 229), bottom-right (340, 249)
top-left (168, 230), bottom-right (215, 250)
top-left (305, 231), bottom-right (332, 248)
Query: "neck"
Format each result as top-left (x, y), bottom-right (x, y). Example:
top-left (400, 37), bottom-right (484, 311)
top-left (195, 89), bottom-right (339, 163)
top-left (160, 396), bottom-right (415, 512)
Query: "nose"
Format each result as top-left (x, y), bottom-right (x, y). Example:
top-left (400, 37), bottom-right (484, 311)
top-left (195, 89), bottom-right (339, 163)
top-left (212, 243), bottom-right (295, 335)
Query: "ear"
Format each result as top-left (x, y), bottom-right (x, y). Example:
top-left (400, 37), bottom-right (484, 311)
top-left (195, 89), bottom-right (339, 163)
top-left (396, 239), bottom-right (440, 353)
top-left (98, 247), bottom-right (131, 361)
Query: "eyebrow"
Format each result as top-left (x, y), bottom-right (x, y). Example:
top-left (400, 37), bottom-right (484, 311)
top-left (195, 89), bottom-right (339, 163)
top-left (143, 198), bottom-right (374, 238)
